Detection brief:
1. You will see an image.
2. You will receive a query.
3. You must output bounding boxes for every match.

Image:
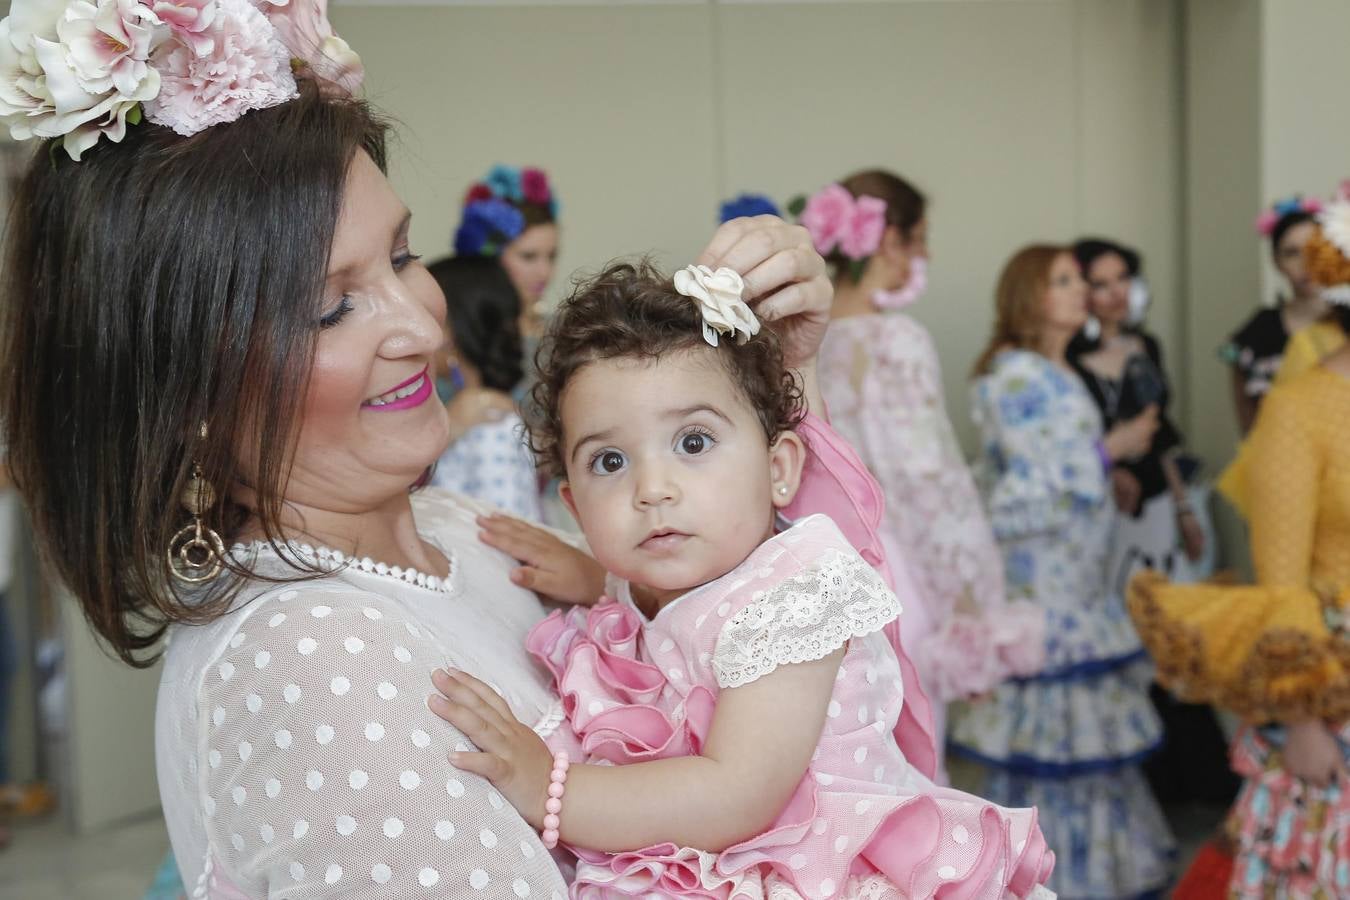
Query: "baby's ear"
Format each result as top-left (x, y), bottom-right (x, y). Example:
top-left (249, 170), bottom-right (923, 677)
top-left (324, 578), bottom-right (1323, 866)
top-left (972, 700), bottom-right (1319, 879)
top-left (768, 431), bottom-right (807, 509)
top-left (558, 480), bottom-right (580, 521)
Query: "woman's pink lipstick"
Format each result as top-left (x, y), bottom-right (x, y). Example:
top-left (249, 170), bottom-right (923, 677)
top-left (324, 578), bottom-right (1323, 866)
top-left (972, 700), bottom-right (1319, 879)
top-left (362, 367), bottom-right (432, 412)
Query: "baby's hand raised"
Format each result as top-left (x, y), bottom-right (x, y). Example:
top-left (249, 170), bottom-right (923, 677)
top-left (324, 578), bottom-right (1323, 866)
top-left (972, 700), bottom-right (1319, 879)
top-left (428, 668), bottom-right (554, 828)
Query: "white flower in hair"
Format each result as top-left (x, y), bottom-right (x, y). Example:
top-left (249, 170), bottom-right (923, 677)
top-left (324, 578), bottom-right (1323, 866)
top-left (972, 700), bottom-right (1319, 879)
top-left (1320, 198), bottom-right (1350, 261)
top-left (673, 264), bottom-right (760, 348)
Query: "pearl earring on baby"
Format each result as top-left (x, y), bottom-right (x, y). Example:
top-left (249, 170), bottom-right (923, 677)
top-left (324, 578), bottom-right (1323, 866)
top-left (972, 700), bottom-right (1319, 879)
top-left (776, 485), bottom-right (789, 496)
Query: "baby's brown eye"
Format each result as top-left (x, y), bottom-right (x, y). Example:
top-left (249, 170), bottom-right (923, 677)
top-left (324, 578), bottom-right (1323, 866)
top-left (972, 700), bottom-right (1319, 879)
top-left (681, 434), bottom-right (708, 455)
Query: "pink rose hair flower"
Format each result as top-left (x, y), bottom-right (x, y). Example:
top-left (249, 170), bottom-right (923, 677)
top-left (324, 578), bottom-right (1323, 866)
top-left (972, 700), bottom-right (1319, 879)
top-left (257, 0), bottom-right (363, 95)
top-left (798, 183), bottom-right (887, 261)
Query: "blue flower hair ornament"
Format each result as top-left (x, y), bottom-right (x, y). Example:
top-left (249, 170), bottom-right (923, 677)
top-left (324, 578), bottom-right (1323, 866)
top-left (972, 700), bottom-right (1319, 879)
top-left (719, 193), bottom-right (781, 223)
top-left (454, 199), bottom-right (526, 257)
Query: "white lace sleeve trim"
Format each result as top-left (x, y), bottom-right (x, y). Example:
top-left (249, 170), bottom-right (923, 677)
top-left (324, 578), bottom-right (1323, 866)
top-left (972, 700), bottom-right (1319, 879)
top-left (712, 549), bottom-right (900, 689)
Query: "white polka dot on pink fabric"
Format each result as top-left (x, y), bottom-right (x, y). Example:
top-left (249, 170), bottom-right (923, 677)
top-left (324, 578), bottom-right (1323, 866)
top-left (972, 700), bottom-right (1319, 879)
top-left (237, 741), bottom-right (252, 763)
top-left (289, 862), bottom-right (304, 882)
top-left (259, 824), bottom-right (274, 844)
top-left (362, 607), bottom-right (382, 620)
top-left (349, 770), bottom-right (368, 790)
top-left (293, 819), bottom-right (309, 839)
top-left (938, 866), bottom-right (957, 879)
top-left (480, 828), bottom-right (498, 849)
top-left (790, 853), bottom-right (807, 870)
top-left (325, 864), bottom-right (342, 885)
top-left (383, 817), bottom-right (403, 838)
top-left (265, 778), bottom-right (281, 799)
top-left (365, 722), bottom-right (385, 742)
top-left (336, 815), bottom-right (356, 836)
top-left (208, 749), bottom-right (221, 769)
top-left (819, 880), bottom-right (836, 897)
top-left (311, 605), bottom-right (332, 619)
top-left (411, 729), bottom-right (431, 749)
top-left (275, 730), bottom-right (292, 750)
top-left (658, 638), bottom-right (674, 653)
top-left (420, 868), bottom-right (441, 887)
top-left (246, 694), bottom-right (262, 714)
top-left (283, 684), bottom-right (301, 704)
top-left (826, 700), bottom-right (841, 718)
top-left (254, 650), bottom-right (271, 670)
top-left (812, 818), bottom-right (828, 835)
top-left (218, 662), bottom-right (235, 682)
top-left (400, 770), bottom-right (420, 790)
top-left (330, 676), bottom-right (351, 696)
top-left (306, 770), bottom-right (324, 791)
top-left (952, 825), bottom-right (969, 844)
top-left (435, 821), bottom-right (455, 841)
top-left (393, 645), bottom-right (412, 663)
top-left (446, 779), bottom-right (465, 798)
top-left (834, 835), bottom-right (848, 853)
top-left (377, 682), bottom-right (397, 700)
top-left (520, 840), bottom-right (535, 859)
top-left (513, 878), bottom-right (531, 898)
top-left (268, 613), bottom-right (286, 628)
top-left (297, 638), bottom-right (317, 656)
top-left (315, 724), bottom-right (334, 745)
top-left (212, 706), bottom-right (225, 727)
top-left (469, 869), bottom-right (490, 890)
top-left (371, 864), bottom-right (391, 884)
top-left (854, 746), bottom-right (868, 764)
top-left (855, 800), bottom-right (871, 815)
top-left (344, 636), bottom-right (365, 654)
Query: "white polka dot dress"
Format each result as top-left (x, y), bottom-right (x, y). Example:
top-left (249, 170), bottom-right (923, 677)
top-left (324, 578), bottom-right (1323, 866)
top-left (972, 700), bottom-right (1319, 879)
top-left (155, 489), bottom-right (573, 897)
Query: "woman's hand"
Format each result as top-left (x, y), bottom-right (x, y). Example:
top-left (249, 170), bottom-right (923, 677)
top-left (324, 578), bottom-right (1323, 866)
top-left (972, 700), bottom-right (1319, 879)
top-left (1110, 468), bottom-right (1142, 515)
top-left (697, 216), bottom-right (831, 371)
top-left (1178, 510), bottom-right (1206, 562)
top-left (429, 668), bottom-right (553, 828)
top-left (1103, 405), bottom-right (1160, 463)
top-left (477, 514), bottom-right (607, 605)
top-left (1281, 719), bottom-right (1345, 787)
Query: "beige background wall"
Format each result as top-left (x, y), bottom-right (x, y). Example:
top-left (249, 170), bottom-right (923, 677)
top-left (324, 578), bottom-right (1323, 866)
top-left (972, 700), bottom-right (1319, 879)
top-left (332, 0), bottom-right (1184, 450)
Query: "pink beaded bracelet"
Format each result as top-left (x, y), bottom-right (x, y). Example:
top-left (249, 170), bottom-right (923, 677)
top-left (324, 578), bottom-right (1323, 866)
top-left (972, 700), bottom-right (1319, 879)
top-left (541, 751), bottom-right (569, 849)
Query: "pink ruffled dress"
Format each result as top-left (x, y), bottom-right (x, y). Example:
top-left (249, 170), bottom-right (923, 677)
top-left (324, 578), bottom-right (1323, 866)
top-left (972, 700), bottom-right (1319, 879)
top-left (527, 514), bottom-right (1054, 899)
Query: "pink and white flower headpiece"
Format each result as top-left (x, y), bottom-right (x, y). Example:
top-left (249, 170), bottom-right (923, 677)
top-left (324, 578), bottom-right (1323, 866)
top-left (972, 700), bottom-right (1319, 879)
top-left (0, 0), bottom-right (363, 160)
top-left (793, 183), bottom-right (887, 264)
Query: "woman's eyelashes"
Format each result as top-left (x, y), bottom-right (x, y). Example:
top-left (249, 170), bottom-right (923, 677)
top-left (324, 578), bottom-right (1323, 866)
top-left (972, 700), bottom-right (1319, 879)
top-left (319, 296), bottom-right (354, 330)
top-left (318, 250), bottom-right (423, 329)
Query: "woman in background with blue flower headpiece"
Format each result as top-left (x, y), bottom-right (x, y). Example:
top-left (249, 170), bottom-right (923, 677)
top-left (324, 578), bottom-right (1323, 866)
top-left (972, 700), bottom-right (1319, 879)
top-left (455, 165), bottom-right (561, 341)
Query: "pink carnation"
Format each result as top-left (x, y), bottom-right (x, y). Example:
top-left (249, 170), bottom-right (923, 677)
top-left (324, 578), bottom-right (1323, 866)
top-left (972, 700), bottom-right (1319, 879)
top-left (145, 0), bottom-right (296, 136)
top-left (799, 183), bottom-right (852, 256)
top-left (521, 167), bottom-right (551, 206)
top-left (838, 193), bottom-right (886, 260)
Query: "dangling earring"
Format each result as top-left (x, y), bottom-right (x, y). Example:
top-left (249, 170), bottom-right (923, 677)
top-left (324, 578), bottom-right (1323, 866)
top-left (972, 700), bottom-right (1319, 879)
top-left (168, 423), bottom-right (226, 585)
top-left (1082, 314), bottom-right (1101, 342)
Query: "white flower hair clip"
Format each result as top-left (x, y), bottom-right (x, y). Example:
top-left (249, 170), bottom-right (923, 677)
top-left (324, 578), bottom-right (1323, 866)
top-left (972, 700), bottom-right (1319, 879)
top-left (1318, 197), bottom-right (1350, 306)
top-left (673, 264), bottom-right (760, 348)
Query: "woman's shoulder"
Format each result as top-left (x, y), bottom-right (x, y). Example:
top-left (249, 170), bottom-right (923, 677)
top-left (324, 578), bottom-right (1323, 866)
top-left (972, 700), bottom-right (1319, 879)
top-left (978, 348), bottom-right (1054, 386)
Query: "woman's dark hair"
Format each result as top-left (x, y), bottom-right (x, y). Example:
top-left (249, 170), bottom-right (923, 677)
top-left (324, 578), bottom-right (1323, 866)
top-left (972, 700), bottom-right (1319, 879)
top-left (529, 259), bottom-right (803, 477)
top-left (1334, 304), bottom-right (1350, 334)
top-left (1, 84), bottom-right (389, 666)
top-left (1073, 237), bottom-right (1141, 280)
top-left (1271, 210), bottom-right (1316, 255)
top-left (428, 256), bottom-right (524, 392)
top-left (830, 169), bottom-right (926, 283)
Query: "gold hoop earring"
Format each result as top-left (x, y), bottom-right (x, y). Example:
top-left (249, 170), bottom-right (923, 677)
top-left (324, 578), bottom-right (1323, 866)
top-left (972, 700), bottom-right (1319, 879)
top-left (168, 423), bottom-right (225, 584)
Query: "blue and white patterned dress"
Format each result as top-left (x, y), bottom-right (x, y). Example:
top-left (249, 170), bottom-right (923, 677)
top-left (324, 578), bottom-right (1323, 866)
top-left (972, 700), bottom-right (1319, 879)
top-left (947, 350), bottom-right (1176, 899)
top-left (431, 413), bottom-right (542, 522)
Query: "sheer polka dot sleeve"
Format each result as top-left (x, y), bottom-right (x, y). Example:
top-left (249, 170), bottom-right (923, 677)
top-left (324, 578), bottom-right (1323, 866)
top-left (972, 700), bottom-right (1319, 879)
top-left (198, 590), bottom-right (567, 898)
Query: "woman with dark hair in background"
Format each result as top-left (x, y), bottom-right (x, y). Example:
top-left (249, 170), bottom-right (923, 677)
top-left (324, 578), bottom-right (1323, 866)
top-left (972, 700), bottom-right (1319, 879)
top-left (428, 257), bottom-right (541, 521)
top-left (453, 165), bottom-right (561, 342)
top-left (801, 170), bottom-right (1045, 764)
top-left (1220, 199), bottom-right (1325, 434)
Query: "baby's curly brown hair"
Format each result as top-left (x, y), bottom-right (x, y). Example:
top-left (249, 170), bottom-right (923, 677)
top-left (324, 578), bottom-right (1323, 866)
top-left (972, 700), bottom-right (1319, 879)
top-left (528, 259), bottom-right (804, 477)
